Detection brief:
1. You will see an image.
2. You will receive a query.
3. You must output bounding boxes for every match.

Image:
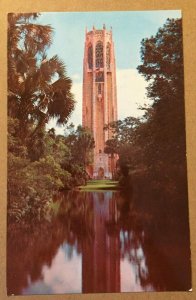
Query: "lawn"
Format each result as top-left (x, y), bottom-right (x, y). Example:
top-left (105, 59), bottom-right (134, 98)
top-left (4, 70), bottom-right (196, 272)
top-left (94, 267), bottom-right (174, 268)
top-left (79, 180), bottom-right (119, 191)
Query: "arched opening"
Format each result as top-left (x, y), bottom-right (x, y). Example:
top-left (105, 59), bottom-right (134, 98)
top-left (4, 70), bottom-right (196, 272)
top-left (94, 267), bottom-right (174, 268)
top-left (98, 167), bottom-right (104, 179)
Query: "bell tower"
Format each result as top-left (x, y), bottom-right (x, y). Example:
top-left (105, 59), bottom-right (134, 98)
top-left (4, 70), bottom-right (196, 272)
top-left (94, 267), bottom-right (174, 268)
top-left (82, 25), bottom-right (118, 179)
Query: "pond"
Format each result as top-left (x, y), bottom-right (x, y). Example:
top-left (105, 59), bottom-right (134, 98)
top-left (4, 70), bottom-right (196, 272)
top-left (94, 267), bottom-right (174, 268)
top-left (7, 185), bottom-right (192, 295)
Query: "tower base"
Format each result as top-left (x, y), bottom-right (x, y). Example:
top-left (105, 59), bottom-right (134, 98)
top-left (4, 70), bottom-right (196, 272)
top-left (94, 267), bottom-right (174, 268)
top-left (93, 153), bottom-right (112, 179)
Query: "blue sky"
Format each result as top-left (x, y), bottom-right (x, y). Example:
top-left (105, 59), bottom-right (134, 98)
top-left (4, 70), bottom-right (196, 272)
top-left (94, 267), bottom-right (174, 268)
top-left (38, 10), bottom-right (181, 133)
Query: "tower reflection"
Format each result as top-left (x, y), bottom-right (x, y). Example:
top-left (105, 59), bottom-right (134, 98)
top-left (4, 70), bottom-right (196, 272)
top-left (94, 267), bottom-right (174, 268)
top-left (82, 191), bottom-right (120, 293)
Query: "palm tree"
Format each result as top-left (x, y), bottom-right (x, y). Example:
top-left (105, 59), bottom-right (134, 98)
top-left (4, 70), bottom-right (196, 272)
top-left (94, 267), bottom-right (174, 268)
top-left (8, 13), bottom-right (75, 142)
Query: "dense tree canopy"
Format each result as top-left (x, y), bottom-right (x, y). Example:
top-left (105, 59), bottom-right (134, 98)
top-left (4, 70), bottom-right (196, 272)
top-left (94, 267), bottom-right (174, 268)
top-left (137, 18), bottom-right (186, 170)
top-left (105, 18), bottom-right (187, 189)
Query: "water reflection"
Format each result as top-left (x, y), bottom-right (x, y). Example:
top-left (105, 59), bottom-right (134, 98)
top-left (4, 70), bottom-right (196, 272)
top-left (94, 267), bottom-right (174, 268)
top-left (120, 230), bottom-right (153, 292)
top-left (7, 187), bottom-right (191, 295)
top-left (23, 244), bottom-right (82, 294)
top-left (82, 192), bottom-right (120, 293)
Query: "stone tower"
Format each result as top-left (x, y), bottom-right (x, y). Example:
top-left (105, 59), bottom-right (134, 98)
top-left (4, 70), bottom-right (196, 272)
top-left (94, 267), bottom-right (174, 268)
top-left (82, 25), bottom-right (118, 179)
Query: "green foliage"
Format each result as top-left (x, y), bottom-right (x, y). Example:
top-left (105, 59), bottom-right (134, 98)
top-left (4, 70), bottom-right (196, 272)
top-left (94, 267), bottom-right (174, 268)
top-left (104, 117), bottom-right (143, 173)
top-left (137, 18), bottom-right (186, 173)
top-left (8, 115), bottom-right (95, 222)
top-left (7, 151), bottom-right (72, 222)
top-left (71, 125), bottom-right (95, 167)
top-left (59, 125), bottom-right (95, 186)
top-left (7, 13), bottom-right (89, 223)
top-left (8, 118), bottom-right (95, 222)
top-left (105, 18), bottom-right (187, 191)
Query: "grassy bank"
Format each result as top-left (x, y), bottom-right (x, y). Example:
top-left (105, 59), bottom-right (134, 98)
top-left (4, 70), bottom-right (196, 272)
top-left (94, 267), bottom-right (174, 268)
top-left (79, 180), bottom-right (119, 191)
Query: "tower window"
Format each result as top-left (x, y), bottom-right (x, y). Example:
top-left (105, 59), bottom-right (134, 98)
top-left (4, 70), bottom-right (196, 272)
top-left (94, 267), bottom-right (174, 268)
top-left (99, 149), bottom-right (102, 153)
top-left (98, 83), bottom-right (101, 94)
top-left (96, 41), bottom-right (103, 68)
top-left (96, 71), bottom-right (104, 82)
top-left (88, 45), bottom-right (93, 69)
top-left (106, 42), bottom-right (111, 69)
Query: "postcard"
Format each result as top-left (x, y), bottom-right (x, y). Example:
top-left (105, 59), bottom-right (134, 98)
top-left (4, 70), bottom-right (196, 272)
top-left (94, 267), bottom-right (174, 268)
top-left (6, 8), bottom-right (192, 297)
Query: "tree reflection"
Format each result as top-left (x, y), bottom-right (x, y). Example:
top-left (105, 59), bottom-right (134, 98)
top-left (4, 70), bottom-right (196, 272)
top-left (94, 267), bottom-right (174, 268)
top-left (115, 177), bottom-right (191, 292)
top-left (7, 191), bottom-right (94, 295)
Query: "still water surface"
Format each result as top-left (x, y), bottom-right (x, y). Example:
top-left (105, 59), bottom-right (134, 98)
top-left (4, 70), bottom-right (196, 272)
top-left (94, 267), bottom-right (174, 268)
top-left (7, 189), bottom-right (191, 295)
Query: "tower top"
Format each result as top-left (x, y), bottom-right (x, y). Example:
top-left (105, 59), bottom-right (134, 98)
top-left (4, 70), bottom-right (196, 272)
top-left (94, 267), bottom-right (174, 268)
top-left (85, 25), bottom-right (113, 37)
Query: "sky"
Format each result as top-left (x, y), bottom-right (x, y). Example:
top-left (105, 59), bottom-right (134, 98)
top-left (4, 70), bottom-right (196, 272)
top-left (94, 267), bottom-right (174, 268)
top-left (38, 10), bottom-right (181, 134)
